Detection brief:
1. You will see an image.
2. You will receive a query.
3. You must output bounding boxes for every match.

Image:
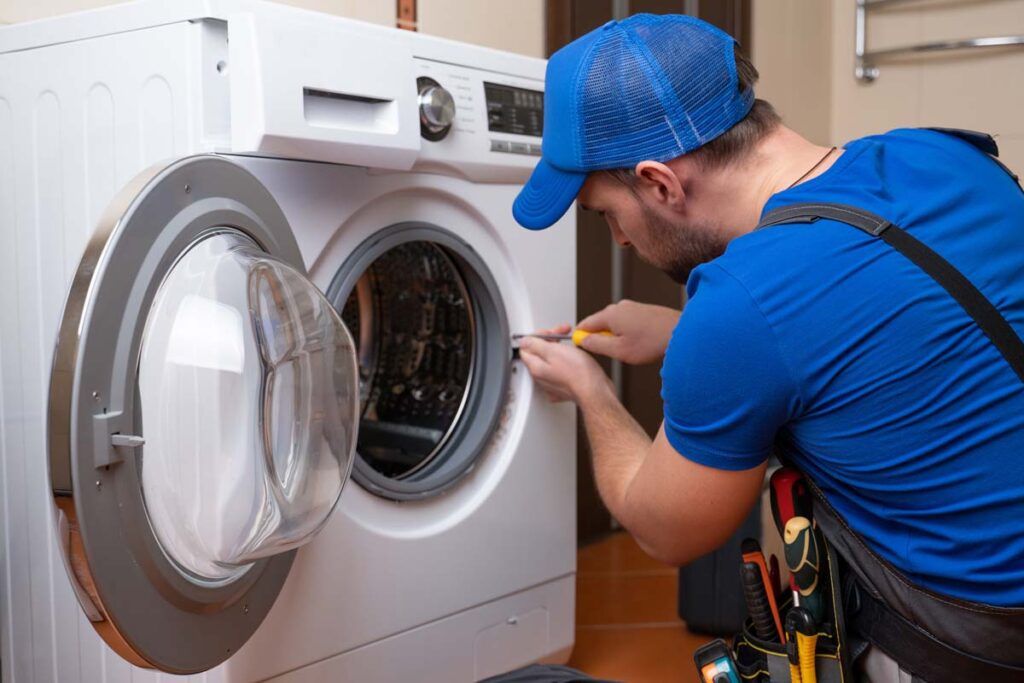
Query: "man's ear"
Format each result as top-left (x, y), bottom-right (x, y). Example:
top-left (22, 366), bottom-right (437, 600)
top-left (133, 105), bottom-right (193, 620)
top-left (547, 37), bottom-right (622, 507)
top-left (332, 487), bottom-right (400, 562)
top-left (633, 160), bottom-right (686, 211)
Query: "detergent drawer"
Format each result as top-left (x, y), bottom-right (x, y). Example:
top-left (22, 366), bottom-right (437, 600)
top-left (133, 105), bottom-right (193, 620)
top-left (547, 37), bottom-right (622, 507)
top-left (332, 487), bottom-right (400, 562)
top-left (226, 4), bottom-right (421, 170)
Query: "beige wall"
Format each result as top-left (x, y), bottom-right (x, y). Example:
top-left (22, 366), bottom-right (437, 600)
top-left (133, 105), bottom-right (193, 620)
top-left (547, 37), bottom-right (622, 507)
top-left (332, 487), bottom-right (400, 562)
top-left (0, 0), bottom-right (545, 57)
top-left (750, 0), bottom-right (833, 145)
top-left (419, 0), bottom-right (544, 58)
top-left (753, 0), bottom-right (1024, 172)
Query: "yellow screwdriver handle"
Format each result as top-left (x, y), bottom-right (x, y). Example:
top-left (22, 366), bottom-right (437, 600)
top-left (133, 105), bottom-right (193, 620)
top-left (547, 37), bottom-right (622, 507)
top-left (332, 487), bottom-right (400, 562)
top-left (571, 329), bottom-right (613, 346)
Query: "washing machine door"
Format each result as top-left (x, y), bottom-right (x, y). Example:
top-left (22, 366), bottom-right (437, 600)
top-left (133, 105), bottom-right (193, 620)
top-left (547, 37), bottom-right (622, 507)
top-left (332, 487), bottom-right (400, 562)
top-left (47, 155), bottom-right (361, 674)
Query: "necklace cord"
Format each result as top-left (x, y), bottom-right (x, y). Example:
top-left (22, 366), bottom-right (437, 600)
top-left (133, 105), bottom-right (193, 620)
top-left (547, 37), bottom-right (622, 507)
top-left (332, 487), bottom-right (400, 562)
top-left (786, 147), bottom-right (837, 191)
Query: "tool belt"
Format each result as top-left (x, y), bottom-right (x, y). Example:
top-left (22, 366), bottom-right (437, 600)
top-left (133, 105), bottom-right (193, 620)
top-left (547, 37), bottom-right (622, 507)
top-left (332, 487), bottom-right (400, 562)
top-left (733, 128), bottom-right (1024, 682)
top-left (731, 534), bottom-right (851, 683)
top-left (732, 485), bottom-right (1024, 682)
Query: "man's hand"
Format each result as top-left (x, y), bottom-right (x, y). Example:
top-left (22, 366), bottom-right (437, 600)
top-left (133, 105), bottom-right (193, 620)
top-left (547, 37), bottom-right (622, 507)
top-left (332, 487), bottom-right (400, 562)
top-left (519, 324), bottom-right (764, 567)
top-left (518, 323), bottom-right (614, 403)
top-left (576, 300), bottom-right (681, 365)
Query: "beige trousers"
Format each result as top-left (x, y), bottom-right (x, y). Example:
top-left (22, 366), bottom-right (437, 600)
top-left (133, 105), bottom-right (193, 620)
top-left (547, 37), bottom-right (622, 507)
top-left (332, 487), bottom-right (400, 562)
top-left (857, 647), bottom-right (915, 683)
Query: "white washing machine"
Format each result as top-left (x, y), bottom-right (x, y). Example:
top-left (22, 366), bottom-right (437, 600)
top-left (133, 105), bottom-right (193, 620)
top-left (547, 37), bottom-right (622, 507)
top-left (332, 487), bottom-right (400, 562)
top-left (0, 2), bottom-right (577, 681)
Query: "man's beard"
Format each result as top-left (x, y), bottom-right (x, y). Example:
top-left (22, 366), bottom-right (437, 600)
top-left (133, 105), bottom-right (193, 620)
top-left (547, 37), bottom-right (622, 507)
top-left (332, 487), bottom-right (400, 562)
top-left (636, 203), bottom-right (727, 284)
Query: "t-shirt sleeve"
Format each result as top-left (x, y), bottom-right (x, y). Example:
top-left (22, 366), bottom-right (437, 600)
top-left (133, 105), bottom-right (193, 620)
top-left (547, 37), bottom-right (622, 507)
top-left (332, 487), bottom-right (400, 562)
top-left (660, 263), bottom-right (802, 471)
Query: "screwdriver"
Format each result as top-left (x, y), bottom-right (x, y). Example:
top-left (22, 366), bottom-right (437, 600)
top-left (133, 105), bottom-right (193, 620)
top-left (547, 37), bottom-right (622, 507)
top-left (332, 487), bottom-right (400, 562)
top-left (512, 329), bottom-right (613, 347)
top-left (770, 467), bottom-right (813, 538)
top-left (784, 516), bottom-right (826, 623)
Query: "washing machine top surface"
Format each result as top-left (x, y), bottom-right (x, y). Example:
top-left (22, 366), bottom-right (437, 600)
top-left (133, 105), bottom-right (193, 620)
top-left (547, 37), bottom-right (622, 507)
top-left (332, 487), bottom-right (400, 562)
top-left (0, 0), bottom-right (548, 183)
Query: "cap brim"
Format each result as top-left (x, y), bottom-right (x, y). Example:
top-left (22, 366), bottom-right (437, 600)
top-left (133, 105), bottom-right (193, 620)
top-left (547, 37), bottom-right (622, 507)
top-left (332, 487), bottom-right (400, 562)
top-left (513, 157), bottom-right (587, 230)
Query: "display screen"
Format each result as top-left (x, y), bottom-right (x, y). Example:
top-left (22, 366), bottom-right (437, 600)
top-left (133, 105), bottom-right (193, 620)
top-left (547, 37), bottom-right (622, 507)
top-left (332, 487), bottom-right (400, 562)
top-left (484, 82), bottom-right (543, 137)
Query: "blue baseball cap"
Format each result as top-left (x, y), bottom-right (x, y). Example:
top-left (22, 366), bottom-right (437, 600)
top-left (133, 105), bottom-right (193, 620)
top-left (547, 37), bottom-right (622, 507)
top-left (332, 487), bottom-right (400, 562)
top-left (513, 14), bottom-right (754, 230)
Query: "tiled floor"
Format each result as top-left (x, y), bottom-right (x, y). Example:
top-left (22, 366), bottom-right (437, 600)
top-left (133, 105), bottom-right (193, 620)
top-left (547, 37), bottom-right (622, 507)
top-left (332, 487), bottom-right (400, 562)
top-left (568, 532), bottom-right (713, 682)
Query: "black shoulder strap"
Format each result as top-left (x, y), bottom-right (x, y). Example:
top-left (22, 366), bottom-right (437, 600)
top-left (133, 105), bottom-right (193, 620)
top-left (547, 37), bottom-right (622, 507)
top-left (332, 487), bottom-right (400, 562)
top-left (757, 203), bottom-right (1024, 385)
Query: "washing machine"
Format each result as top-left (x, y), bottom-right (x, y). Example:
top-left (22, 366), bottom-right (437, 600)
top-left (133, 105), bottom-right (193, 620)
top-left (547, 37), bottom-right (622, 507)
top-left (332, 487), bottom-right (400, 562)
top-left (0, 1), bottom-right (577, 681)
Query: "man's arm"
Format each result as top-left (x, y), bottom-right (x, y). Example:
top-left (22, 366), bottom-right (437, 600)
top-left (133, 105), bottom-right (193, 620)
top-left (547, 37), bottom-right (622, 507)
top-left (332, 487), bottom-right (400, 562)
top-left (518, 332), bottom-right (765, 566)
top-left (577, 378), bottom-right (765, 565)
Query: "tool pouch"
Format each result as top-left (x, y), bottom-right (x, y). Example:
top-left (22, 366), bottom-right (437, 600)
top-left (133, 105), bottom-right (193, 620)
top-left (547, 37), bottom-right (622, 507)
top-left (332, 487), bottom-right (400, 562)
top-left (732, 540), bottom-right (856, 683)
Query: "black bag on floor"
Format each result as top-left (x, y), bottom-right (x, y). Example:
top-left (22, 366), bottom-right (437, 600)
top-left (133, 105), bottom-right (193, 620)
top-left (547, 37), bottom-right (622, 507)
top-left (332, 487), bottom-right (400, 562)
top-left (679, 502), bottom-right (762, 635)
top-left (480, 664), bottom-right (620, 682)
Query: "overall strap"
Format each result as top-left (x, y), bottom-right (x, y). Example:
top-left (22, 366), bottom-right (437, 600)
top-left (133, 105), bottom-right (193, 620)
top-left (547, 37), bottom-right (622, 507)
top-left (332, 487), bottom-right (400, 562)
top-left (756, 203), bottom-right (1024, 385)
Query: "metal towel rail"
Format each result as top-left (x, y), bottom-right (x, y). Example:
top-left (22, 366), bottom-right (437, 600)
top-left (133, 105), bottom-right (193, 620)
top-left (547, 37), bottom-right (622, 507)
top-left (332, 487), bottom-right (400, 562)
top-left (856, 0), bottom-right (1024, 81)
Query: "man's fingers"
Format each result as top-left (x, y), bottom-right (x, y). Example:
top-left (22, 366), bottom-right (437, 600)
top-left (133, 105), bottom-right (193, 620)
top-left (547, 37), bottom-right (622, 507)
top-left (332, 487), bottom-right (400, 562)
top-left (532, 323), bottom-right (572, 336)
top-left (518, 336), bottom-right (559, 361)
top-left (518, 347), bottom-right (545, 371)
top-left (580, 331), bottom-right (621, 358)
top-left (518, 350), bottom-right (564, 400)
top-left (576, 309), bottom-right (611, 332)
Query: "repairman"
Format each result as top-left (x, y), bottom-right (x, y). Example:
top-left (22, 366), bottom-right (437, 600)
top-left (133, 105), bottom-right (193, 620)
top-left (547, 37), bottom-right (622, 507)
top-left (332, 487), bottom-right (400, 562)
top-left (513, 14), bottom-right (1024, 681)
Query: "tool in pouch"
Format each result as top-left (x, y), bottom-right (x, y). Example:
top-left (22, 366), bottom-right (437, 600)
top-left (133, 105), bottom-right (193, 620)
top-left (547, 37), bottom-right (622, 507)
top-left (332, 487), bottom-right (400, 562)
top-left (785, 607), bottom-right (819, 683)
top-left (718, 467), bottom-right (848, 683)
top-left (784, 517), bottom-right (826, 623)
top-left (694, 640), bottom-right (743, 683)
top-left (740, 538), bottom-right (784, 643)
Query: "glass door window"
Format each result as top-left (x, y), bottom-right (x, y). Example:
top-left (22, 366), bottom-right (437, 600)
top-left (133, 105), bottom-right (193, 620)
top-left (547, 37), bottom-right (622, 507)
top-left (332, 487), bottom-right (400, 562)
top-left (139, 231), bottom-right (358, 583)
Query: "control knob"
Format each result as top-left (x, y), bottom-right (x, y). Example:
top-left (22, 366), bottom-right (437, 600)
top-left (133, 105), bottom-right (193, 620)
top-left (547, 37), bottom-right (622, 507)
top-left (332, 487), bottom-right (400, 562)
top-left (417, 77), bottom-right (456, 141)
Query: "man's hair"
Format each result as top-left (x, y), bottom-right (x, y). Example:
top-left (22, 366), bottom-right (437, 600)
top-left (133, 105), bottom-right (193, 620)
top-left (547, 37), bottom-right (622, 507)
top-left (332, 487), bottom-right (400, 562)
top-left (605, 46), bottom-right (780, 186)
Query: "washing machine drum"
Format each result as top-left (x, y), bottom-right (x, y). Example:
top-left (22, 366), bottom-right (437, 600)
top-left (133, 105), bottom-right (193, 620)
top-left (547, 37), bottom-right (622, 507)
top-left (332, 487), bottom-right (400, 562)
top-left (341, 242), bottom-right (474, 478)
top-left (330, 225), bottom-right (511, 501)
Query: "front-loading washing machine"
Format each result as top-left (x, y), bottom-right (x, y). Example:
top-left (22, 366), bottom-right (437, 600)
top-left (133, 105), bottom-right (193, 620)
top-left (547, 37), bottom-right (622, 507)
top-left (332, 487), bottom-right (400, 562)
top-left (0, 2), bottom-right (577, 681)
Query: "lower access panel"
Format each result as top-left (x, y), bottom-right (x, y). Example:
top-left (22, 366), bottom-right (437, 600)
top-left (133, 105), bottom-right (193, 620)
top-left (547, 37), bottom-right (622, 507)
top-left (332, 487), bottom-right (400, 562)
top-left (267, 575), bottom-right (575, 682)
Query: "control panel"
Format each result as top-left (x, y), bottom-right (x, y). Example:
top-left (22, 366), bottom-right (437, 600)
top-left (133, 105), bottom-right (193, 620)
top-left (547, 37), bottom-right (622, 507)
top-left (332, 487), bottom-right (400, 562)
top-left (484, 82), bottom-right (543, 139)
top-left (413, 57), bottom-right (544, 182)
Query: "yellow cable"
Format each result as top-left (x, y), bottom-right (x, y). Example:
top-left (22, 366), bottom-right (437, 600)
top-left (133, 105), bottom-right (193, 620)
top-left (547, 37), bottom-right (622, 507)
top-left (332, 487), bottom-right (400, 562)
top-left (789, 662), bottom-right (802, 683)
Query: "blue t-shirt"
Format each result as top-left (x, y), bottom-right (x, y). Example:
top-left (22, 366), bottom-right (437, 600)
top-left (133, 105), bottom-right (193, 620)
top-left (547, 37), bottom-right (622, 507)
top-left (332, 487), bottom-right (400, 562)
top-left (661, 128), bottom-right (1024, 606)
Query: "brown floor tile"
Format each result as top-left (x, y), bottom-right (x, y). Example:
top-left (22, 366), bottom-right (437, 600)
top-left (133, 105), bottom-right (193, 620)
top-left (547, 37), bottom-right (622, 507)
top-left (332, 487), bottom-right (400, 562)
top-left (568, 625), bottom-right (713, 682)
top-left (577, 532), bottom-right (675, 576)
top-left (570, 532), bottom-right (713, 682)
top-left (576, 573), bottom-right (680, 626)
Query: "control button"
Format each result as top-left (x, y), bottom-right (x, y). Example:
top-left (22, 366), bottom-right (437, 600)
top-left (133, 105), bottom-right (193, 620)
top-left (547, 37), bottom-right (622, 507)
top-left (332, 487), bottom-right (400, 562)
top-left (528, 144), bottom-right (543, 156)
top-left (490, 140), bottom-right (511, 153)
top-left (417, 76), bottom-right (456, 141)
top-left (510, 142), bottom-right (530, 155)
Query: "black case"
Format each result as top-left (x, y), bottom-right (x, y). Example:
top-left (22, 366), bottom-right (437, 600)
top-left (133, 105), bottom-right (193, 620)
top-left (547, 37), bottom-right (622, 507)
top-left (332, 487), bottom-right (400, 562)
top-left (678, 504), bottom-right (761, 635)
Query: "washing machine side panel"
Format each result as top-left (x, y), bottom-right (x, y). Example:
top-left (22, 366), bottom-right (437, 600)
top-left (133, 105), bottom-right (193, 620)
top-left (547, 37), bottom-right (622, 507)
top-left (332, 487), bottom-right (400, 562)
top-left (0, 22), bottom-right (225, 683)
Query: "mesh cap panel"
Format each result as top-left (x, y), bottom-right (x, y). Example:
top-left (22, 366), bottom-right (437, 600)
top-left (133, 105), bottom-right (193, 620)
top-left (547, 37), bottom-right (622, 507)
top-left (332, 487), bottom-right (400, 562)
top-left (578, 15), bottom-right (752, 169)
top-left (513, 14), bottom-right (755, 230)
